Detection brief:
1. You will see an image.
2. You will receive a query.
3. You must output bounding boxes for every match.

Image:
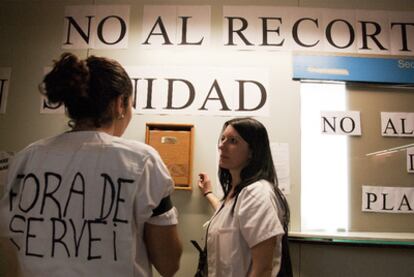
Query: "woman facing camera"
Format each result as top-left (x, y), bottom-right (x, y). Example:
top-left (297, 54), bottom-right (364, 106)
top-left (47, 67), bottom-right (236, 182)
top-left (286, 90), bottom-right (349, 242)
top-left (198, 117), bottom-right (291, 277)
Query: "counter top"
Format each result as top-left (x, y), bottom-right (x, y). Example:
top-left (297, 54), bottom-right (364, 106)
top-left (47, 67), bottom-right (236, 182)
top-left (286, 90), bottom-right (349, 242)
top-left (288, 231), bottom-right (414, 247)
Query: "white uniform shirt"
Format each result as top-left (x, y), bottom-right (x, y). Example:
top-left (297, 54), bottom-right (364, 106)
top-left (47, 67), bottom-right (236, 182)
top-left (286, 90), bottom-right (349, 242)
top-left (206, 180), bottom-right (284, 277)
top-left (0, 131), bottom-right (177, 277)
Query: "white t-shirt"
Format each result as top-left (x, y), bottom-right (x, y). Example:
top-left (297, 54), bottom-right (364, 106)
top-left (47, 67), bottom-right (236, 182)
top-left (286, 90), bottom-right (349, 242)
top-left (0, 131), bottom-right (177, 277)
top-left (206, 180), bottom-right (284, 277)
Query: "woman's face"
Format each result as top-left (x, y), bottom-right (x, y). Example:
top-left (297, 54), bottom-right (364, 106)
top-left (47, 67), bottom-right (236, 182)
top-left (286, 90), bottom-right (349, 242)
top-left (218, 125), bottom-right (251, 175)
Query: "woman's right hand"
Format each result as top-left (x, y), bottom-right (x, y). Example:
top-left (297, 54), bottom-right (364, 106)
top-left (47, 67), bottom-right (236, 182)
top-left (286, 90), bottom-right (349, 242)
top-left (198, 173), bottom-right (220, 210)
top-left (198, 173), bottom-right (212, 195)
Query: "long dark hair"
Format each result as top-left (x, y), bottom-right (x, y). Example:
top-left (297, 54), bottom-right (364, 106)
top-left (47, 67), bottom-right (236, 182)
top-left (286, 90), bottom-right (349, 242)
top-left (218, 117), bottom-right (290, 229)
top-left (40, 52), bottom-right (132, 128)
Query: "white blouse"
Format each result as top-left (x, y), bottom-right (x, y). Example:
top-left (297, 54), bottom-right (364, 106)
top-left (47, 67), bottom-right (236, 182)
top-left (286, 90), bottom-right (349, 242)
top-left (206, 180), bottom-right (284, 277)
top-left (0, 131), bottom-right (177, 277)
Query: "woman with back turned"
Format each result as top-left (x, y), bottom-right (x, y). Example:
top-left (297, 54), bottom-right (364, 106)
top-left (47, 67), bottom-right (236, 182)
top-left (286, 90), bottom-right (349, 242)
top-left (0, 53), bottom-right (182, 277)
top-left (198, 117), bottom-right (292, 277)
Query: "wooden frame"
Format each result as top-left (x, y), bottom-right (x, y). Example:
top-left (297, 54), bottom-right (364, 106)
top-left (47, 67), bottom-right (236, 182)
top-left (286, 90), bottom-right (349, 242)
top-left (145, 123), bottom-right (194, 190)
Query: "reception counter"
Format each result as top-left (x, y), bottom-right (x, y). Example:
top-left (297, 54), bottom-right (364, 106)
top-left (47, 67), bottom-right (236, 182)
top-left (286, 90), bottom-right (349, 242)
top-left (288, 231), bottom-right (414, 277)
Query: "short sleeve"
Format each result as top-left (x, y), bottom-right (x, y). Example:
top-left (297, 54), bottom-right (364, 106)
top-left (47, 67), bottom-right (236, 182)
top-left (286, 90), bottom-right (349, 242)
top-left (236, 181), bottom-right (284, 248)
top-left (134, 150), bottom-right (177, 225)
top-left (147, 207), bottom-right (178, 225)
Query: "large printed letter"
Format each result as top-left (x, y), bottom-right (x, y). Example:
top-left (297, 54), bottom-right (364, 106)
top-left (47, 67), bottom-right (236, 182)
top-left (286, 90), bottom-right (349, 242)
top-left (142, 17), bottom-right (173, 45)
top-left (225, 17), bottom-right (253, 46)
top-left (63, 16), bottom-right (93, 45)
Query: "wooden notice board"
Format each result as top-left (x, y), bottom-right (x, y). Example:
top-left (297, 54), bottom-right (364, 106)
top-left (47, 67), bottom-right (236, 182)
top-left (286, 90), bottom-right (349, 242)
top-left (145, 123), bottom-right (194, 190)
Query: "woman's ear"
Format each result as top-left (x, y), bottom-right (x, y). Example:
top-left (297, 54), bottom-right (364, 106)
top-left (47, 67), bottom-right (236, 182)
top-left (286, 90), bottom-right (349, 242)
top-left (115, 95), bottom-right (125, 119)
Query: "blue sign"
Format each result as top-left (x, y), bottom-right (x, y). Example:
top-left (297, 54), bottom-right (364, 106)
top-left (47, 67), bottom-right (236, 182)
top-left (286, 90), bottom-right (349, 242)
top-left (293, 55), bottom-right (414, 85)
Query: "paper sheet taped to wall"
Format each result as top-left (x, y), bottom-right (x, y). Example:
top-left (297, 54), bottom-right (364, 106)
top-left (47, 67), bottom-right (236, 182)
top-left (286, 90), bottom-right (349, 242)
top-left (0, 151), bottom-right (14, 196)
top-left (362, 186), bottom-right (414, 213)
top-left (271, 143), bottom-right (291, 195)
